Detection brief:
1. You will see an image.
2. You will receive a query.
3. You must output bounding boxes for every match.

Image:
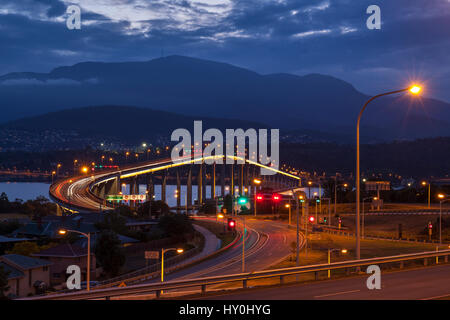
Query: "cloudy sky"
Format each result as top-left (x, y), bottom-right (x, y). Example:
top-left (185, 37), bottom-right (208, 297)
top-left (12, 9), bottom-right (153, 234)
top-left (0, 0), bottom-right (449, 101)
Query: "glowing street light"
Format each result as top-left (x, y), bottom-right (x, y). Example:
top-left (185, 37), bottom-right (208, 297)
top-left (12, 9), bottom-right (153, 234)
top-left (328, 248), bottom-right (348, 278)
top-left (422, 181), bottom-right (431, 208)
top-left (356, 84), bottom-right (422, 261)
top-left (161, 248), bottom-right (184, 282)
top-left (437, 194), bottom-right (449, 244)
top-left (409, 85), bottom-right (422, 94)
top-left (58, 229), bottom-right (91, 291)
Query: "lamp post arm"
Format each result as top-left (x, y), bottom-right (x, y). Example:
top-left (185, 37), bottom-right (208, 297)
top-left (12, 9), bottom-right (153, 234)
top-left (356, 87), bottom-right (409, 261)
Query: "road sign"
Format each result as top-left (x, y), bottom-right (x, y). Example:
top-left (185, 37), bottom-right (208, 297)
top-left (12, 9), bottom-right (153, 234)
top-left (123, 194), bottom-right (147, 201)
top-left (365, 181), bottom-right (390, 191)
top-left (106, 194), bottom-right (147, 201)
top-left (145, 251), bottom-right (159, 259)
top-left (118, 282), bottom-right (127, 287)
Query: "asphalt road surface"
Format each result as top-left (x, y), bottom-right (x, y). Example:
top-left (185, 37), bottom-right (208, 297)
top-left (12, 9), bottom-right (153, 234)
top-left (151, 218), bottom-right (303, 282)
top-left (200, 264), bottom-right (450, 300)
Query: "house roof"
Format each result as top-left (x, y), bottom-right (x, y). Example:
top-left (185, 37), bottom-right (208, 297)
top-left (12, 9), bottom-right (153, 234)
top-left (13, 221), bottom-right (98, 238)
top-left (75, 233), bottom-right (139, 249)
top-left (0, 262), bottom-right (24, 280)
top-left (0, 254), bottom-right (52, 270)
top-left (33, 243), bottom-right (87, 258)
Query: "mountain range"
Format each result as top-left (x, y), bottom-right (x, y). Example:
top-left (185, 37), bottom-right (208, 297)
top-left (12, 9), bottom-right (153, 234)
top-left (1, 55), bottom-right (449, 142)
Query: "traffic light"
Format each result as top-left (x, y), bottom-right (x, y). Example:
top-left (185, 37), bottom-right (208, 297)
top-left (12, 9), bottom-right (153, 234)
top-left (272, 194), bottom-right (281, 202)
top-left (238, 196), bottom-right (248, 205)
top-left (309, 216), bottom-right (315, 223)
top-left (323, 217), bottom-right (327, 224)
top-left (227, 218), bottom-right (236, 231)
top-left (316, 199), bottom-right (320, 203)
top-left (428, 221), bottom-right (433, 240)
top-left (299, 195), bottom-right (305, 203)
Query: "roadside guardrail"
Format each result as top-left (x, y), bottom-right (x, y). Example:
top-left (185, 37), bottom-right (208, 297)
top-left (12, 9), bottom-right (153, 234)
top-left (21, 248), bottom-right (450, 300)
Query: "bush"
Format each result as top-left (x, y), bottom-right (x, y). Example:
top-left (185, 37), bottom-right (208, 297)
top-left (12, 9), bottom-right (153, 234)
top-left (158, 214), bottom-right (194, 238)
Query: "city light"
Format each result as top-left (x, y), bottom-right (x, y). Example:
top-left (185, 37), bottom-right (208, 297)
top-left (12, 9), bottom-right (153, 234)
top-left (176, 248), bottom-right (184, 254)
top-left (409, 85), bottom-right (422, 95)
top-left (253, 178), bottom-right (262, 185)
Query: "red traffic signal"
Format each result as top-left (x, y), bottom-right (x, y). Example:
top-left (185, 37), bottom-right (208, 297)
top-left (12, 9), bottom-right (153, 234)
top-left (227, 218), bottom-right (236, 231)
top-left (428, 222), bottom-right (433, 229)
top-left (309, 216), bottom-right (315, 223)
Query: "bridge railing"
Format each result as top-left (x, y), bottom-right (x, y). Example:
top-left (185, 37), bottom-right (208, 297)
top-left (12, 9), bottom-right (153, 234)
top-left (21, 249), bottom-right (450, 300)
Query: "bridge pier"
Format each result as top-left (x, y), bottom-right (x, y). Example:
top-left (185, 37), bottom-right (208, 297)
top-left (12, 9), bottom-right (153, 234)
top-left (220, 164), bottom-right (225, 197)
top-left (212, 163), bottom-right (216, 199)
top-left (146, 173), bottom-right (154, 201)
top-left (231, 163), bottom-right (234, 198)
top-left (187, 167), bottom-right (192, 209)
top-left (202, 163), bottom-right (206, 205)
top-left (161, 170), bottom-right (167, 204)
top-left (239, 164), bottom-right (244, 195)
top-left (176, 170), bottom-right (181, 212)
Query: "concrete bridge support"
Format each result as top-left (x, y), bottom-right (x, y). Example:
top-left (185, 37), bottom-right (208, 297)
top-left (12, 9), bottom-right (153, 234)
top-left (231, 164), bottom-right (234, 198)
top-left (161, 170), bottom-right (167, 204)
top-left (212, 163), bottom-right (216, 199)
top-left (239, 164), bottom-right (244, 196)
top-left (202, 163), bottom-right (206, 205)
top-left (99, 183), bottom-right (106, 199)
top-left (187, 167), bottom-right (192, 208)
top-left (197, 163), bottom-right (203, 205)
top-left (220, 164), bottom-right (225, 197)
top-left (176, 170), bottom-right (181, 211)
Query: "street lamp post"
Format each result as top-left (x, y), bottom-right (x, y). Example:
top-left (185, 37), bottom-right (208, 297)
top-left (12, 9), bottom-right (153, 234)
top-left (252, 178), bottom-right (262, 217)
top-left (285, 202), bottom-right (291, 225)
top-left (328, 248), bottom-right (347, 278)
top-left (422, 181), bottom-right (431, 208)
top-left (58, 229), bottom-right (91, 291)
top-left (438, 194), bottom-right (449, 245)
top-left (356, 85), bottom-right (421, 261)
top-left (161, 248), bottom-right (184, 282)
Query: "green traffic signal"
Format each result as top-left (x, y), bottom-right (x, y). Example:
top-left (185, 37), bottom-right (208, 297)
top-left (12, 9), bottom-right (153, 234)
top-left (238, 197), bottom-right (248, 205)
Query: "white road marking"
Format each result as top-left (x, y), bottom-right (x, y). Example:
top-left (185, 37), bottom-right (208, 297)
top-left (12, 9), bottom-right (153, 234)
top-left (314, 289), bottom-right (361, 298)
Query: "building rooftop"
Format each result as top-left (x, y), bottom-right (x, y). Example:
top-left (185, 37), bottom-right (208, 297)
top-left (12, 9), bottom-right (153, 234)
top-left (0, 254), bottom-right (52, 270)
top-left (0, 261), bottom-right (24, 280)
top-left (33, 243), bottom-right (87, 258)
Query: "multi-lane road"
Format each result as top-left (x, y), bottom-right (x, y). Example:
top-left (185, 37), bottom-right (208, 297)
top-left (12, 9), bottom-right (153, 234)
top-left (166, 218), bottom-right (303, 281)
top-left (199, 264), bottom-right (450, 300)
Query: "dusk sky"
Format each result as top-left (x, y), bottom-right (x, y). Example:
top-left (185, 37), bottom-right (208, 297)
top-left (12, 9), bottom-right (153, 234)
top-left (1, 0), bottom-right (449, 101)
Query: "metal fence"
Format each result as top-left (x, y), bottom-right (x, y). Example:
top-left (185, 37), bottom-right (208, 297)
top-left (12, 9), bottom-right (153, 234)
top-left (22, 248), bottom-right (450, 300)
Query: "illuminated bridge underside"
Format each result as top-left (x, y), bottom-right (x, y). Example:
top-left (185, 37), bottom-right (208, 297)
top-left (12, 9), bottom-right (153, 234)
top-left (50, 155), bottom-right (301, 213)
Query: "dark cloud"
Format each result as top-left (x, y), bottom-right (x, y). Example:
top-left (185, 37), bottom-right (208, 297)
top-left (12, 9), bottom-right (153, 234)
top-left (0, 0), bottom-right (449, 101)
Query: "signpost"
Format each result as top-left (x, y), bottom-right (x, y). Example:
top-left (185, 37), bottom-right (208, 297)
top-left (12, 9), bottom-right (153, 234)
top-left (145, 251), bottom-right (159, 268)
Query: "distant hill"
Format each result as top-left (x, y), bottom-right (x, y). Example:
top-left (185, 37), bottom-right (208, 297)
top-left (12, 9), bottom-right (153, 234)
top-left (1, 55), bottom-right (449, 141)
top-left (0, 105), bottom-right (272, 147)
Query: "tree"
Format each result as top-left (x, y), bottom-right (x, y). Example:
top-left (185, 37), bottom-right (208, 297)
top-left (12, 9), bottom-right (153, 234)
top-left (137, 200), bottom-right (169, 218)
top-left (0, 192), bottom-right (10, 213)
top-left (158, 214), bottom-right (194, 238)
top-left (94, 231), bottom-right (126, 278)
top-left (6, 242), bottom-right (40, 256)
top-left (0, 265), bottom-right (10, 299)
